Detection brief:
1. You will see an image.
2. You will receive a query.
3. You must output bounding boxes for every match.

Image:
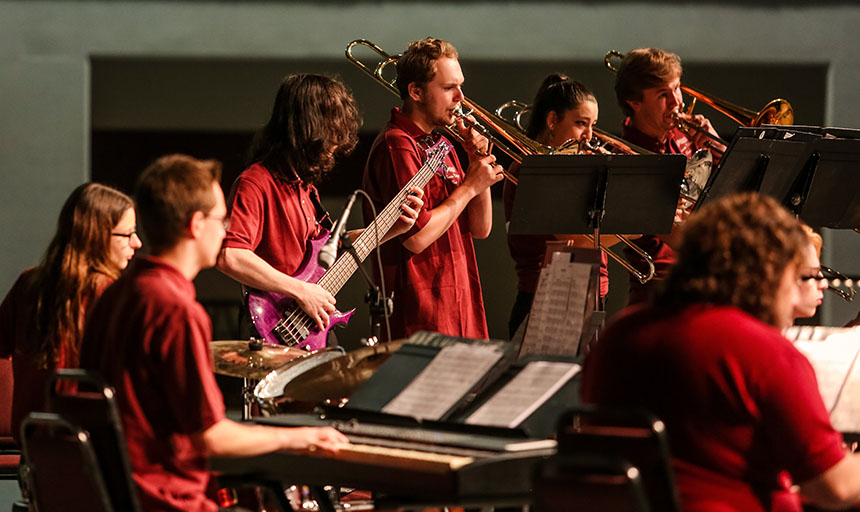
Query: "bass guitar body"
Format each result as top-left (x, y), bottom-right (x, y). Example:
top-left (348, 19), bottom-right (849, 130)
top-left (246, 228), bottom-right (354, 352)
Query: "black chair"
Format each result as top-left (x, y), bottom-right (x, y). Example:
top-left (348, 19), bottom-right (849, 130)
top-left (20, 412), bottom-right (113, 512)
top-left (539, 405), bottom-right (682, 512)
top-left (535, 453), bottom-right (650, 512)
top-left (46, 369), bottom-right (141, 512)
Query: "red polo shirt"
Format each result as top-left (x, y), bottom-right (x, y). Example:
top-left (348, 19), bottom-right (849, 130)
top-left (362, 108), bottom-right (489, 340)
top-left (222, 162), bottom-right (322, 276)
top-left (0, 268), bottom-right (112, 443)
top-left (80, 256), bottom-right (226, 512)
top-left (582, 304), bottom-right (845, 511)
top-left (621, 120), bottom-right (695, 305)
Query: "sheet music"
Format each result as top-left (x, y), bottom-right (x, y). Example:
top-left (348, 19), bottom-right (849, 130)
top-left (520, 251), bottom-right (591, 357)
top-left (830, 353), bottom-right (860, 434)
top-left (465, 361), bottom-right (581, 428)
top-left (787, 326), bottom-right (860, 428)
top-left (784, 325), bottom-right (855, 342)
top-left (381, 343), bottom-right (504, 421)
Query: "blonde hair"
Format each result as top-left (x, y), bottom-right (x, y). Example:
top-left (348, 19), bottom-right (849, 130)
top-left (396, 37), bottom-right (459, 100)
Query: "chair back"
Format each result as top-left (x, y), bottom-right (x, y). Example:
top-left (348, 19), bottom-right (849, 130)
top-left (0, 356), bottom-right (21, 479)
top-left (553, 405), bottom-right (682, 512)
top-left (21, 412), bottom-right (113, 512)
top-left (535, 453), bottom-right (650, 512)
top-left (47, 369), bottom-right (141, 512)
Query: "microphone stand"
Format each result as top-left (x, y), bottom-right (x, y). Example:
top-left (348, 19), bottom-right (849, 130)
top-left (340, 234), bottom-right (393, 345)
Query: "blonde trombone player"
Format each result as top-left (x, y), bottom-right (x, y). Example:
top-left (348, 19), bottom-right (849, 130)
top-left (612, 48), bottom-right (723, 305)
top-left (362, 37), bottom-right (504, 341)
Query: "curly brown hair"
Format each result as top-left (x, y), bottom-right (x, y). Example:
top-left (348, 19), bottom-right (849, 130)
top-left (249, 74), bottom-right (361, 183)
top-left (395, 37), bottom-right (459, 100)
top-left (655, 192), bottom-right (808, 326)
top-left (614, 48), bottom-right (682, 118)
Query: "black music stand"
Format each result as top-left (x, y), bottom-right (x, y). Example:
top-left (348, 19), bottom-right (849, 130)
top-left (697, 132), bottom-right (814, 207)
top-left (794, 136), bottom-right (860, 228)
top-left (509, 154), bottom-right (686, 237)
top-left (509, 154), bottom-right (685, 345)
top-left (698, 127), bottom-right (860, 229)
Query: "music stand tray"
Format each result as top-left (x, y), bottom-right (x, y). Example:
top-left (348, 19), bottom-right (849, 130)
top-left (797, 137), bottom-right (860, 229)
top-left (508, 154), bottom-right (686, 236)
top-left (699, 136), bottom-right (813, 207)
top-left (699, 127), bottom-right (860, 229)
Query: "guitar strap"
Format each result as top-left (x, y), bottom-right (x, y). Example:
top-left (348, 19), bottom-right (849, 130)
top-left (309, 186), bottom-right (335, 232)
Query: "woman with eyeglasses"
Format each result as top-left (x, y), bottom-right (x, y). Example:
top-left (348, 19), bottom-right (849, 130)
top-left (794, 226), bottom-right (828, 322)
top-left (0, 183), bottom-right (141, 442)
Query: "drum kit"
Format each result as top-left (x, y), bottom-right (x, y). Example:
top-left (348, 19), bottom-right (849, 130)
top-left (210, 337), bottom-right (403, 415)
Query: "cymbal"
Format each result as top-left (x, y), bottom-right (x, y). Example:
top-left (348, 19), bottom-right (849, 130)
top-left (275, 339), bottom-right (404, 404)
top-left (210, 340), bottom-right (307, 379)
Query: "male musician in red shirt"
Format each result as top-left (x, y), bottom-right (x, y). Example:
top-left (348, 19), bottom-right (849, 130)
top-left (363, 37), bottom-right (505, 341)
top-left (81, 154), bottom-right (348, 512)
top-left (217, 74), bottom-right (422, 342)
top-left (615, 48), bottom-right (724, 305)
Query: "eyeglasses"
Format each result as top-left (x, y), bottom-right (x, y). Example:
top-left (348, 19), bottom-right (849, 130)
top-left (798, 269), bottom-right (825, 283)
top-left (111, 231), bottom-right (138, 240)
top-left (204, 213), bottom-right (230, 231)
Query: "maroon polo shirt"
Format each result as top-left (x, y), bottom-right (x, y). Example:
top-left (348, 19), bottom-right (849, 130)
top-left (621, 120), bottom-right (695, 305)
top-left (0, 268), bottom-right (112, 443)
top-left (222, 162), bottom-right (322, 277)
top-left (582, 304), bottom-right (845, 511)
top-left (362, 108), bottom-right (489, 340)
top-left (80, 256), bottom-right (225, 512)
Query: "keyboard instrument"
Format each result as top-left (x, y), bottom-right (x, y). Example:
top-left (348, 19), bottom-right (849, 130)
top-left (211, 412), bottom-right (556, 509)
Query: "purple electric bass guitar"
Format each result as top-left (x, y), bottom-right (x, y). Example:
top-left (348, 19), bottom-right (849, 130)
top-left (247, 138), bottom-right (453, 350)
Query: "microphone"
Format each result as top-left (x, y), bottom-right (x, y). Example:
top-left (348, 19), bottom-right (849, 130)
top-left (318, 191), bottom-right (358, 270)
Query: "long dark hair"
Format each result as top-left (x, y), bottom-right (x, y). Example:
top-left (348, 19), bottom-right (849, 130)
top-left (25, 183), bottom-right (133, 367)
top-left (655, 192), bottom-right (807, 326)
top-left (526, 73), bottom-right (596, 140)
top-left (248, 74), bottom-right (361, 184)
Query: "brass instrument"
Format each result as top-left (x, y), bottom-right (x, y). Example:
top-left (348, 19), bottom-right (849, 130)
top-left (604, 50), bottom-right (794, 149)
top-left (671, 111), bottom-right (729, 155)
top-left (495, 100), bottom-right (654, 156)
top-left (345, 40), bottom-right (583, 185)
top-left (493, 99), bottom-right (658, 284)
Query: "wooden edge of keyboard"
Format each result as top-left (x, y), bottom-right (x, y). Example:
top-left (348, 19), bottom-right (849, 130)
top-left (299, 442), bottom-right (476, 473)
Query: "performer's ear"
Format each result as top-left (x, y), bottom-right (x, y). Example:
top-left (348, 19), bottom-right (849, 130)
top-left (189, 210), bottom-right (206, 239)
top-left (546, 111), bottom-right (559, 132)
top-left (407, 82), bottom-right (423, 103)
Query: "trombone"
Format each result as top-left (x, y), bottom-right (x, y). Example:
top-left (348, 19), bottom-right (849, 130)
top-left (346, 39), bottom-right (584, 185)
top-left (493, 99), bottom-right (659, 284)
top-left (495, 100), bottom-right (654, 156)
top-left (604, 50), bottom-right (794, 152)
top-left (346, 39), bottom-right (653, 284)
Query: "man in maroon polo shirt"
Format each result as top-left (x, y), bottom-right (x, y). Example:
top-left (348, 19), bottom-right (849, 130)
top-left (614, 48), bottom-right (725, 305)
top-left (81, 154), bottom-right (347, 512)
top-left (363, 37), bottom-right (505, 341)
